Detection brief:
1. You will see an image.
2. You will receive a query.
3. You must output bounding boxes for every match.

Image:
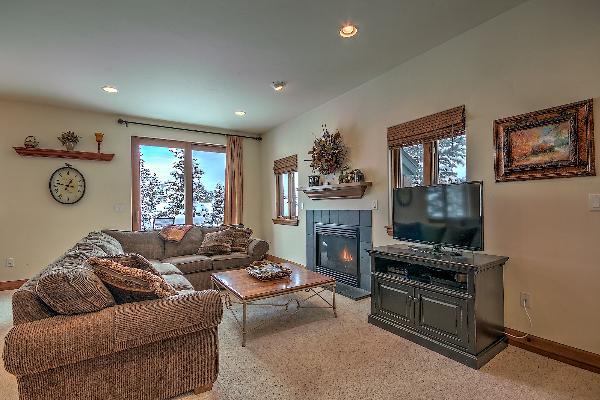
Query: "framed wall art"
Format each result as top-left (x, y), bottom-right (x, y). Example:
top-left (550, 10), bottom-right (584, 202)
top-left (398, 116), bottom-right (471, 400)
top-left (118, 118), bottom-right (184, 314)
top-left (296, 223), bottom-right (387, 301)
top-left (494, 99), bottom-right (594, 182)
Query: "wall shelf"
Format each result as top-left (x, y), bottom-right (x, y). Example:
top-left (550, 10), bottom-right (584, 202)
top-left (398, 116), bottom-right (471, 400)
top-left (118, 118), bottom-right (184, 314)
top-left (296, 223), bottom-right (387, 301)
top-left (13, 147), bottom-right (114, 161)
top-left (301, 182), bottom-right (372, 200)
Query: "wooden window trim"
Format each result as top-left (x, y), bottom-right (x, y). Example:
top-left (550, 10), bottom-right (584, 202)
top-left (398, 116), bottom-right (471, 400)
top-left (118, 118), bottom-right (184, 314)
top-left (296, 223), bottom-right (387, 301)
top-left (131, 136), bottom-right (226, 231)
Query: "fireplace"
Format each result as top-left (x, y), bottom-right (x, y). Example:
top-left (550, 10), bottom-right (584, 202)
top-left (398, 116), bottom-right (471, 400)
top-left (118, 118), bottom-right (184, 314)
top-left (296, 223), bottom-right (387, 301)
top-left (315, 225), bottom-right (359, 287)
top-left (306, 210), bottom-right (372, 298)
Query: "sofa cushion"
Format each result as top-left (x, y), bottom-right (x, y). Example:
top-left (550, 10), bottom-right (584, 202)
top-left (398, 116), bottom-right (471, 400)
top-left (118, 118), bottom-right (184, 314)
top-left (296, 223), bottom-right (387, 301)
top-left (225, 226), bottom-right (253, 252)
top-left (162, 255), bottom-right (213, 274)
top-left (163, 274), bottom-right (195, 292)
top-left (35, 255), bottom-right (116, 315)
top-left (150, 261), bottom-right (182, 276)
top-left (102, 230), bottom-right (165, 260)
top-left (81, 231), bottom-right (124, 256)
top-left (212, 252), bottom-right (253, 271)
top-left (163, 226), bottom-right (205, 258)
top-left (87, 257), bottom-right (176, 304)
top-left (197, 230), bottom-right (234, 256)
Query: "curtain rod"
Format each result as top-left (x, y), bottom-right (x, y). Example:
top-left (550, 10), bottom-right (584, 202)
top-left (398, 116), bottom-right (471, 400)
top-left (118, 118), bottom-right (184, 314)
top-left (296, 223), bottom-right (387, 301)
top-left (117, 118), bottom-right (262, 141)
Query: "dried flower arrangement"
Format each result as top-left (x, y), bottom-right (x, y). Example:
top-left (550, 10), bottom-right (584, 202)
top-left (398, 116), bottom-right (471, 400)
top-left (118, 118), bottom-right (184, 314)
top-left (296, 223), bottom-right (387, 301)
top-left (308, 124), bottom-right (348, 175)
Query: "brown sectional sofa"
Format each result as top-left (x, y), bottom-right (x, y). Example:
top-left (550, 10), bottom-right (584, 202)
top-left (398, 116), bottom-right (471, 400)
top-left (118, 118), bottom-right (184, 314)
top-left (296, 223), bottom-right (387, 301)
top-left (3, 226), bottom-right (268, 400)
top-left (103, 226), bottom-right (269, 290)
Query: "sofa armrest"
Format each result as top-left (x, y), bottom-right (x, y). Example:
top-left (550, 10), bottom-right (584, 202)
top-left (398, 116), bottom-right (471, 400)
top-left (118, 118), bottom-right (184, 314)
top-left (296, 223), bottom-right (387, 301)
top-left (3, 290), bottom-right (222, 376)
top-left (247, 238), bottom-right (269, 259)
top-left (113, 290), bottom-right (222, 348)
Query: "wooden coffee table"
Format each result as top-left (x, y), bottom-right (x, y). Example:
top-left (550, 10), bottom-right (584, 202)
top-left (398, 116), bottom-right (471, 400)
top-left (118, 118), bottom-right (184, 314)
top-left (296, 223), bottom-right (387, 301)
top-left (211, 263), bottom-right (336, 346)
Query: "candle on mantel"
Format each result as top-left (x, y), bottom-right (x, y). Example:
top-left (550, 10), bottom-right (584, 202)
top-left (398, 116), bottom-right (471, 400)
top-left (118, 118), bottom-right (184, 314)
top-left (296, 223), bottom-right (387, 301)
top-left (95, 132), bottom-right (104, 153)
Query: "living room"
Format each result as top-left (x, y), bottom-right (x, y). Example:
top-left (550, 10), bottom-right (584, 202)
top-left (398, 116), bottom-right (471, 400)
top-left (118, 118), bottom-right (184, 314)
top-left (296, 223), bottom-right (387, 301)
top-left (1, 0), bottom-right (599, 399)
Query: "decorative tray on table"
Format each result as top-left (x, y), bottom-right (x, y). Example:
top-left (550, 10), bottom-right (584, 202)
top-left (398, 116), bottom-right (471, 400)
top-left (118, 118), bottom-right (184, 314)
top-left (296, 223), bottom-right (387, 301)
top-left (246, 261), bottom-right (292, 281)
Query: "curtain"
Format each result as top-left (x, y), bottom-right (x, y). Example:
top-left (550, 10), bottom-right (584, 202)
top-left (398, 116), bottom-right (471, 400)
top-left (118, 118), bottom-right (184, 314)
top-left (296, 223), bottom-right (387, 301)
top-left (224, 136), bottom-right (243, 225)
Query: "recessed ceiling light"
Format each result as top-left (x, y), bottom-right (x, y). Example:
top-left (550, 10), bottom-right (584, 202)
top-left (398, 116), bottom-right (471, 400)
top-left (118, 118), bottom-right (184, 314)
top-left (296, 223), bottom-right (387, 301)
top-left (234, 111), bottom-right (246, 116)
top-left (339, 23), bottom-right (358, 38)
top-left (272, 81), bottom-right (287, 92)
top-left (101, 85), bottom-right (119, 93)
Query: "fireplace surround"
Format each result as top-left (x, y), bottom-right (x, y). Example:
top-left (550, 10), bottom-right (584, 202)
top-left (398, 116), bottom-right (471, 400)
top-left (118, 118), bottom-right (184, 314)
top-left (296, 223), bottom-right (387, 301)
top-left (306, 210), bottom-right (372, 298)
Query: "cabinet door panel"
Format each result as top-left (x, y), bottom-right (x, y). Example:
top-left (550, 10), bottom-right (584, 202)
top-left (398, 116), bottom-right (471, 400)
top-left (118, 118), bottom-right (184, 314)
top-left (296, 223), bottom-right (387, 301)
top-left (415, 289), bottom-right (469, 348)
top-left (374, 278), bottom-right (414, 326)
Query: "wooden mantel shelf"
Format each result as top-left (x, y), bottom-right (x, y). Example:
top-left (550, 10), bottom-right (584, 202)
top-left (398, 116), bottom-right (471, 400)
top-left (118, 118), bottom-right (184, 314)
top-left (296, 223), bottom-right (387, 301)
top-left (13, 147), bottom-right (114, 161)
top-left (300, 182), bottom-right (372, 200)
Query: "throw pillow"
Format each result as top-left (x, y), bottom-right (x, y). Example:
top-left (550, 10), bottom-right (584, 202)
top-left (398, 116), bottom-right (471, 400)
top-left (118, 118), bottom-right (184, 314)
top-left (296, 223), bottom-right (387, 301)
top-left (36, 255), bottom-right (116, 315)
top-left (100, 253), bottom-right (159, 275)
top-left (225, 226), bottom-right (253, 252)
top-left (82, 231), bottom-right (124, 256)
top-left (197, 230), bottom-right (234, 255)
top-left (87, 257), bottom-right (177, 304)
top-left (159, 225), bottom-right (193, 242)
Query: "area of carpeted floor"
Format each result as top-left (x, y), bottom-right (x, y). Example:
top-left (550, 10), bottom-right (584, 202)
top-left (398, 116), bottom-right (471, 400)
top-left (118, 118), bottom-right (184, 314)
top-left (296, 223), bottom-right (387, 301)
top-left (1, 289), bottom-right (598, 400)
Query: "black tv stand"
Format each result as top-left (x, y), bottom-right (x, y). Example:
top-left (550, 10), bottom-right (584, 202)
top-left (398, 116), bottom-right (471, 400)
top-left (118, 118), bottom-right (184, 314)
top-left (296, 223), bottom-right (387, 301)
top-left (368, 244), bottom-right (509, 369)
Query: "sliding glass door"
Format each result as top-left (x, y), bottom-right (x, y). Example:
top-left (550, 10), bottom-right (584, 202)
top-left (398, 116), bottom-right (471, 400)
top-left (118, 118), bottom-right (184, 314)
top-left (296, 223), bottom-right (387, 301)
top-left (132, 137), bottom-right (226, 231)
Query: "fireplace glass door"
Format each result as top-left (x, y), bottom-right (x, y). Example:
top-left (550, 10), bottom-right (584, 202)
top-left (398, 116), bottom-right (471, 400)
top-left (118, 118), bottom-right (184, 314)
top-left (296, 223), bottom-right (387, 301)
top-left (317, 234), bottom-right (358, 277)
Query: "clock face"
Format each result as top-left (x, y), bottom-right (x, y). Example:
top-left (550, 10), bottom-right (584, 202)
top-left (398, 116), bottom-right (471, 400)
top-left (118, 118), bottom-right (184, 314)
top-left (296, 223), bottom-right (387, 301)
top-left (49, 166), bottom-right (86, 204)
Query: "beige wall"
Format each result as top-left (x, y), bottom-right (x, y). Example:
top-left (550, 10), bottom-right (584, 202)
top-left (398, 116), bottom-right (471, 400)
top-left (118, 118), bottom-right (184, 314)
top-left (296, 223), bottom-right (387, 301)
top-left (0, 100), bottom-right (263, 281)
top-left (260, 0), bottom-right (600, 354)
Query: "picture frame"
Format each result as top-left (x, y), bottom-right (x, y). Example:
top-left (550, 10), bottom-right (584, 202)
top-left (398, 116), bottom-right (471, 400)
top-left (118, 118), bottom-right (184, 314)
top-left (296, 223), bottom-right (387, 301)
top-left (494, 99), bottom-right (594, 182)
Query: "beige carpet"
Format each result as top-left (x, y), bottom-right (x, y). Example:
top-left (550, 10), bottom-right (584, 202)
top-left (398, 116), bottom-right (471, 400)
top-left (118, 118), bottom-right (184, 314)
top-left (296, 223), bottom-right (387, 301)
top-left (1, 289), bottom-right (598, 400)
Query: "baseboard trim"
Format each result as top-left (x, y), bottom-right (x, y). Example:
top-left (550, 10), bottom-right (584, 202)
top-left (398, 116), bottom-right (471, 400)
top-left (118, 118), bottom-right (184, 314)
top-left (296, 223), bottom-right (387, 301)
top-left (506, 328), bottom-right (600, 374)
top-left (265, 254), bottom-right (305, 269)
top-left (0, 279), bottom-right (27, 291)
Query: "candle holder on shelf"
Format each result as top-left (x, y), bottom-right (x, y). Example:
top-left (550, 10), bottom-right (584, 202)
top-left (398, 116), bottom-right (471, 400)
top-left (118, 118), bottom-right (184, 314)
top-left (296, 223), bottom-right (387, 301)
top-left (95, 132), bottom-right (104, 153)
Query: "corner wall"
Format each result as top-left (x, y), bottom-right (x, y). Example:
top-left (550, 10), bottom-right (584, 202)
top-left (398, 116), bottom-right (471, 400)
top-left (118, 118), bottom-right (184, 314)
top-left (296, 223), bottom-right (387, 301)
top-left (0, 100), bottom-right (263, 281)
top-left (260, 0), bottom-right (600, 354)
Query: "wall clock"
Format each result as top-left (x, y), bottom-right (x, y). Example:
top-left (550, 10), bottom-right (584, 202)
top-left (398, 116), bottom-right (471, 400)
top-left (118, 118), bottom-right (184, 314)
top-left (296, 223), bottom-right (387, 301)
top-left (49, 163), bottom-right (86, 204)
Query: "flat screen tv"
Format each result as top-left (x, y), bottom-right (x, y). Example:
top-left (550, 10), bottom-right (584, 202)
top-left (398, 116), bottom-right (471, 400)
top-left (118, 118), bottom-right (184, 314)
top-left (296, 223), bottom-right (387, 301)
top-left (392, 181), bottom-right (483, 251)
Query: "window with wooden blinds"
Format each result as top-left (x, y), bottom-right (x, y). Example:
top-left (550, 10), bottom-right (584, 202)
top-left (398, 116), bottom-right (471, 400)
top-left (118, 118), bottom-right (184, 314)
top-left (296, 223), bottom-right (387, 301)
top-left (387, 105), bottom-right (465, 148)
top-left (273, 155), bottom-right (299, 225)
top-left (386, 106), bottom-right (468, 236)
top-left (273, 154), bottom-right (297, 174)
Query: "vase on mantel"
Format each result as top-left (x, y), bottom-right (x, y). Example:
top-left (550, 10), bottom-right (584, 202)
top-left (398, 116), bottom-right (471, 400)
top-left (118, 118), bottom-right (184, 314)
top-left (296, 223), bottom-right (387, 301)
top-left (323, 173), bottom-right (337, 185)
top-left (64, 142), bottom-right (76, 151)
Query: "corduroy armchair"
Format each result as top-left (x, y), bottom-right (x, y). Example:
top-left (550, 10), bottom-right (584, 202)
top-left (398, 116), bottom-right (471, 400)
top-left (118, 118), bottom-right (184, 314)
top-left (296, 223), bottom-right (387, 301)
top-left (4, 290), bottom-right (223, 400)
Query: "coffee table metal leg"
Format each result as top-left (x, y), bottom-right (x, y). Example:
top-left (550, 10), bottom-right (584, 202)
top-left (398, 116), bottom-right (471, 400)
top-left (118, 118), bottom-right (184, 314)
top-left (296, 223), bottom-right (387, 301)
top-left (242, 302), bottom-right (247, 347)
top-left (332, 283), bottom-right (337, 318)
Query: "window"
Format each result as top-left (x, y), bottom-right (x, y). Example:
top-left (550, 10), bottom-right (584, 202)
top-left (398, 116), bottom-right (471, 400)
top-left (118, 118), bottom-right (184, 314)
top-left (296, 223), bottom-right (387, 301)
top-left (273, 155), bottom-right (299, 226)
top-left (387, 106), bottom-right (466, 235)
top-left (397, 135), bottom-right (467, 187)
top-left (132, 137), bottom-right (226, 231)
top-left (437, 135), bottom-right (466, 184)
top-left (400, 143), bottom-right (424, 186)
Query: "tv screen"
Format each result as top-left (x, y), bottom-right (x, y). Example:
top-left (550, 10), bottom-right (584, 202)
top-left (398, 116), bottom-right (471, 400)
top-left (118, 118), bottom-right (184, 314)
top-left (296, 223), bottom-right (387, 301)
top-left (392, 182), bottom-right (483, 250)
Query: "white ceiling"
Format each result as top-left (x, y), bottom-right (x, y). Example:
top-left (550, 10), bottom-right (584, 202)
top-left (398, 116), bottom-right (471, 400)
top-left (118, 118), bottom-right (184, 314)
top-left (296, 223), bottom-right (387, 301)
top-left (0, 0), bottom-right (526, 134)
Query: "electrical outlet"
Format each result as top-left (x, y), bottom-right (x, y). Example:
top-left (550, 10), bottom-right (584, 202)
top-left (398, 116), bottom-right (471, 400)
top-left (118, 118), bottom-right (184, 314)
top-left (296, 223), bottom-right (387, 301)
top-left (372, 199), bottom-right (378, 210)
top-left (6, 257), bottom-right (15, 268)
top-left (300, 202), bottom-right (304, 210)
top-left (520, 292), bottom-right (531, 309)
top-left (589, 194), bottom-right (600, 211)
